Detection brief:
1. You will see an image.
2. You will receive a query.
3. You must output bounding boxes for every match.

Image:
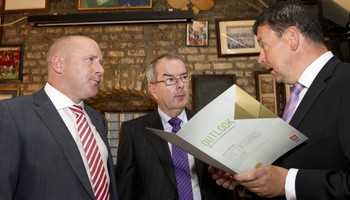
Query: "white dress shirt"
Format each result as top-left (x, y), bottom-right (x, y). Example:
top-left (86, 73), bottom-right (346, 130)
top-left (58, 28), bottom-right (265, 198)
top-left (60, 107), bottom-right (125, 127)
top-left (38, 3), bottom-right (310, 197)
top-left (44, 83), bottom-right (110, 189)
top-left (158, 108), bottom-right (202, 200)
top-left (285, 51), bottom-right (333, 200)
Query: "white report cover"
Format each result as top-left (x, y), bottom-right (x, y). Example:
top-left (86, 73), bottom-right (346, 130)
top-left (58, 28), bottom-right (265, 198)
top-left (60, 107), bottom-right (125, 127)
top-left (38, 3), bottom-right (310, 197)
top-left (147, 84), bottom-right (308, 174)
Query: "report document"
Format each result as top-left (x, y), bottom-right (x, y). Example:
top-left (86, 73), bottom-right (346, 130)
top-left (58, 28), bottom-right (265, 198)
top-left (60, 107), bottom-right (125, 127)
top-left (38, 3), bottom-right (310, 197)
top-left (147, 84), bottom-right (308, 174)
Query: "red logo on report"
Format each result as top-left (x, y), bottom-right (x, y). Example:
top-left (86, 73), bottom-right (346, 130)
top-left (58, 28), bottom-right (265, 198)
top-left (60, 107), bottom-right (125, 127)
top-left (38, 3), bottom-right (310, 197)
top-left (290, 135), bottom-right (301, 142)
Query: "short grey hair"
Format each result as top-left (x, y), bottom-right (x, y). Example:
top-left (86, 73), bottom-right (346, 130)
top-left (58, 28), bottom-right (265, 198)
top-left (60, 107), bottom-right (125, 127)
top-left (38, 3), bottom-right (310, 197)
top-left (146, 53), bottom-right (186, 84)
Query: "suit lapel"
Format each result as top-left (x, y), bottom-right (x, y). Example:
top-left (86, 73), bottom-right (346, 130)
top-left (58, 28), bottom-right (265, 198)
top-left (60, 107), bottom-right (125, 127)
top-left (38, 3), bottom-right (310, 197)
top-left (33, 89), bottom-right (95, 199)
top-left (145, 109), bottom-right (196, 189)
top-left (290, 56), bottom-right (339, 128)
top-left (145, 111), bottom-right (177, 188)
top-left (290, 78), bottom-right (326, 127)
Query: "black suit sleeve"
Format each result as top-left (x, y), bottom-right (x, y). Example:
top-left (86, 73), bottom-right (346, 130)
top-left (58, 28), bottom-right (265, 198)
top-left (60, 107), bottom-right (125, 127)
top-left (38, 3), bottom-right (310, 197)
top-left (295, 80), bottom-right (350, 199)
top-left (0, 101), bottom-right (21, 199)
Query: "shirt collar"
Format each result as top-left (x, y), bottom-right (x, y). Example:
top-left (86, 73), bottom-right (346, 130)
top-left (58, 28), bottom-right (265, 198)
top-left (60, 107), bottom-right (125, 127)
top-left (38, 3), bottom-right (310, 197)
top-left (298, 51), bottom-right (333, 88)
top-left (158, 107), bottom-right (188, 126)
top-left (44, 83), bottom-right (84, 110)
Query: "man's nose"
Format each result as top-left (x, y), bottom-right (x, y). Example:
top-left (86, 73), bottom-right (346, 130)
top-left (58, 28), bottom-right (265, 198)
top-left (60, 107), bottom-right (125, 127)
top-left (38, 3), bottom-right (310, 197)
top-left (258, 51), bottom-right (266, 63)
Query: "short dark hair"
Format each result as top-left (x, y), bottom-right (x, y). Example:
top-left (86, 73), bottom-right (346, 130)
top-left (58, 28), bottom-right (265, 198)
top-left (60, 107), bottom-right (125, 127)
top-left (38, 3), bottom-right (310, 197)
top-left (253, 0), bottom-right (324, 45)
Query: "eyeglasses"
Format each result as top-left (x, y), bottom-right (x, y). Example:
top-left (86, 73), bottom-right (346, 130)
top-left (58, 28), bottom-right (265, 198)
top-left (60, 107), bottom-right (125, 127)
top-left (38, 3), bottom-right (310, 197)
top-left (152, 75), bottom-right (191, 86)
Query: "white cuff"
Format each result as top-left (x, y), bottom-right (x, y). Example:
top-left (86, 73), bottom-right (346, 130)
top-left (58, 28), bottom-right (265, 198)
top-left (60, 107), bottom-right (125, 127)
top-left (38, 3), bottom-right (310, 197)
top-left (285, 168), bottom-right (298, 200)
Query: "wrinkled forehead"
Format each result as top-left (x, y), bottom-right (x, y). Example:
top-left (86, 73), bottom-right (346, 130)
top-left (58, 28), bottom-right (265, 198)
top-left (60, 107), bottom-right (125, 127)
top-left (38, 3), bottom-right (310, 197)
top-left (156, 58), bottom-right (187, 76)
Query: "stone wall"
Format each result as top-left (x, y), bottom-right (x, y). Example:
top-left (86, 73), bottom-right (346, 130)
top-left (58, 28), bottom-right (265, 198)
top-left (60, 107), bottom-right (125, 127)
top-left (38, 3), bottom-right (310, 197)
top-left (0, 0), bottom-right (268, 112)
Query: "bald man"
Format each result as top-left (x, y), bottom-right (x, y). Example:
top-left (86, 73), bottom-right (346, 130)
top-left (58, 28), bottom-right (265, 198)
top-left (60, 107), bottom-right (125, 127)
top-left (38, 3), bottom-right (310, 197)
top-left (0, 36), bottom-right (118, 200)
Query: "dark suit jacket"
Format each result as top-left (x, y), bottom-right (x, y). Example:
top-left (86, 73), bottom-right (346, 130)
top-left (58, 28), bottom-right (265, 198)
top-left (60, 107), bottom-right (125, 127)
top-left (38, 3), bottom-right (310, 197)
top-left (252, 56), bottom-right (350, 200)
top-left (0, 88), bottom-right (118, 200)
top-left (116, 108), bottom-right (233, 200)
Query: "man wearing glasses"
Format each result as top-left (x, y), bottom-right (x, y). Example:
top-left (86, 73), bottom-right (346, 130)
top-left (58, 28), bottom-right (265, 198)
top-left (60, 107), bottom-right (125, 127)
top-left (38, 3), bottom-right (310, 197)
top-left (116, 53), bottom-right (232, 200)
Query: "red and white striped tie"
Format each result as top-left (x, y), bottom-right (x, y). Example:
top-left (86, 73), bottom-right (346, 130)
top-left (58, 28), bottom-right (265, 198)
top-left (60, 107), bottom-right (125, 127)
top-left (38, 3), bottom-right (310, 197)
top-left (69, 105), bottom-right (110, 200)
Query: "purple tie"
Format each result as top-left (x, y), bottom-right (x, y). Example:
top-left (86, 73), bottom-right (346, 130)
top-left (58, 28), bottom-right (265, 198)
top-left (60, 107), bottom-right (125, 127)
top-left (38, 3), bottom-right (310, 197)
top-left (169, 117), bottom-right (193, 200)
top-left (282, 82), bottom-right (305, 123)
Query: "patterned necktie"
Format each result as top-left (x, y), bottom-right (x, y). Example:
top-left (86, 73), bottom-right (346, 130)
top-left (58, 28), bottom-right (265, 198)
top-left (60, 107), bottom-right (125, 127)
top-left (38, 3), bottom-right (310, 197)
top-left (169, 117), bottom-right (193, 200)
top-left (282, 82), bottom-right (305, 123)
top-left (69, 105), bottom-right (110, 200)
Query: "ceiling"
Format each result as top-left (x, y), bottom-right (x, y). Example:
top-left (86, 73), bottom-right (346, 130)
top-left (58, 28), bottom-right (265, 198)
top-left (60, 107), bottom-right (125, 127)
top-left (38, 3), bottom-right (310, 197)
top-left (322, 0), bottom-right (349, 27)
top-left (238, 0), bottom-right (349, 28)
top-left (245, 0), bottom-right (349, 27)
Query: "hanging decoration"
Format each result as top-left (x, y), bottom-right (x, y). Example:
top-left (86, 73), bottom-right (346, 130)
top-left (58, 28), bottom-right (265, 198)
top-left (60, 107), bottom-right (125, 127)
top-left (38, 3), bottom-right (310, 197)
top-left (168, 0), bottom-right (214, 15)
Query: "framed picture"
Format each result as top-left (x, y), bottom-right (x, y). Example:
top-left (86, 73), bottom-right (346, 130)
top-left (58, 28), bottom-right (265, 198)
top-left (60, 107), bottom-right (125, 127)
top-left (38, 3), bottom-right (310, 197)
top-left (255, 72), bottom-right (280, 115)
top-left (283, 84), bottom-right (292, 104)
top-left (215, 19), bottom-right (260, 57)
top-left (186, 21), bottom-right (209, 47)
top-left (192, 74), bottom-right (236, 112)
top-left (78, 0), bottom-right (152, 10)
top-left (0, 16), bottom-right (3, 45)
top-left (0, 88), bottom-right (19, 100)
top-left (0, 45), bottom-right (24, 82)
top-left (2, 0), bottom-right (49, 14)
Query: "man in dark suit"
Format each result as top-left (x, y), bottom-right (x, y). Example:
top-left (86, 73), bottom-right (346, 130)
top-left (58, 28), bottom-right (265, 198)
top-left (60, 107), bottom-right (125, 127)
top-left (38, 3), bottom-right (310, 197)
top-left (0, 36), bottom-right (118, 200)
top-left (209, 0), bottom-right (350, 199)
top-left (116, 53), bottom-right (232, 200)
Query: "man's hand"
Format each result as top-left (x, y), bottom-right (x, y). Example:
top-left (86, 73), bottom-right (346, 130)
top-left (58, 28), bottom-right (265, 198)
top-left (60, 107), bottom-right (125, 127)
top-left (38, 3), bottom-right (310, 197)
top-left (208, 166), bottom-right (240, 190)
top-left (234, 165), bottom-right (288, 198)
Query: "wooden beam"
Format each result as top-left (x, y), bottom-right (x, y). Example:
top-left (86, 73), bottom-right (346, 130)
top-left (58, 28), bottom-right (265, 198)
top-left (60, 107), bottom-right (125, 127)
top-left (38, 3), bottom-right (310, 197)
top-left (258, 0), bottom-right (269, 8)
top-left (238, 0), bottom-right (262, 12)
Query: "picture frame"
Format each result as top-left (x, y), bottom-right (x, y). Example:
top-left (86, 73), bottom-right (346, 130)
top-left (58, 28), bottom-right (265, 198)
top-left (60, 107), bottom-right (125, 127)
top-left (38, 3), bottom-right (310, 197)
top-left (186, 21), bottom-right (209, 47)
top-left (78, 0), bottom-right (152, 10)
top-left (0, 88), bottom-right (19, 100)
top-left (192, 74), bottom-right (236, 112)
top-left (0, 45), bottom-right (24, 82)
top-left (2, 0), bottom-right (49, 14)
top-left (0, 16), bottom-right (3, 45)
top-left (255, 72), bottom-right (280, 115)
top-left (215, 19), bottom-right (260, 57)
top-left (283, 84), bottom-right (292, 104)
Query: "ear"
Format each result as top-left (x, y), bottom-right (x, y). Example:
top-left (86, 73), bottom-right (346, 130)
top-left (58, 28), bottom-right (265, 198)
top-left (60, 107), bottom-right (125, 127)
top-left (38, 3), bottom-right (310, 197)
top-left (148, 83), bottom-right (158, 100)
top-left (285, 26), bottom-right (299, 51)
top-left (52, 56), bottom-right (64, 74)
